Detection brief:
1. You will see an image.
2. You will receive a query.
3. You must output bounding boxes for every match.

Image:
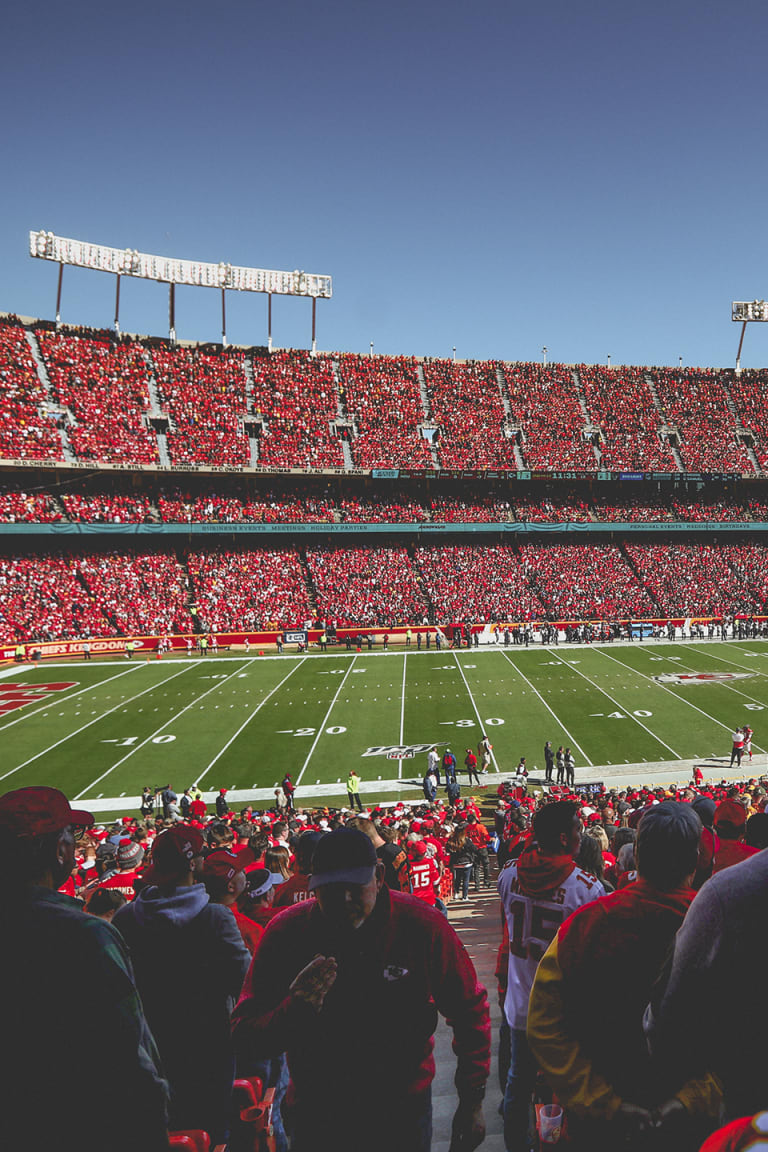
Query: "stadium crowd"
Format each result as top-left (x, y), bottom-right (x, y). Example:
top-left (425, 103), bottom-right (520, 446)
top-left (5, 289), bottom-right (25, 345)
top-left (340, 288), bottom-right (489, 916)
top-left (5, 765), bottom-right (768, 1150)
top-left (337, 352), bottom-right (435, 469)
top-left (188, 548), bottom-right (314, 632)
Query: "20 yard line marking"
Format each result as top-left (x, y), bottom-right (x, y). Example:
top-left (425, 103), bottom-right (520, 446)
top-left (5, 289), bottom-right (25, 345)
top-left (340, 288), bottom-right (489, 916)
top-left (398, 653), bottom-right (407, 781)
top-left (73, 661), bottom-right (253, 800)
top-left (295, 657), bottom-right (359, 788)
top-left (452, 653), bottom-right (501, 771)
top-left (194, 659), bottom-right (307, 788)
top-left (500, 653), bottom-right (593, 766)
top-left (548, 651), bottom-right (681, 758)
top-left (0, 662), bottom-right (198, 784)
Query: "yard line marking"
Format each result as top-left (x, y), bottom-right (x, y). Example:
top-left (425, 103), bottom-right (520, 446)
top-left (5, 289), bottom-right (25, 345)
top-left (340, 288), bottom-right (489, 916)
top-left (194, 659), bottom-right (307, 788)
top-left (0, 663), bottom-right (198, 784)
top-left (594, 648), bottom-right (766, 751)
top-left (295, 657), bottom-right (359, 788)
top-left (398, 653), bottom-right (407, 781)
top-left (0, 664), bottom-right (142, 734)
top-left (500, 653), bottom-right (592, 766)
top-left (73, 661), bottom-right (251, 800)
top-left (548, 651), bottom-right (681, 758)
top-left (452, 653), bottom-right (501, 771)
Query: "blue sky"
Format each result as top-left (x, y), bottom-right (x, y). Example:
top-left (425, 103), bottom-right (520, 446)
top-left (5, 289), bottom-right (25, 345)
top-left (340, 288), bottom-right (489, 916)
top-left (2, 0), bottom-right (767, 367)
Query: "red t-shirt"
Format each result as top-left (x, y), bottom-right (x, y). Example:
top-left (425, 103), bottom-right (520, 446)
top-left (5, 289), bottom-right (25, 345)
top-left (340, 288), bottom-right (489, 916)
top-left (233, 907), bottom-right (264, 955)
top-left (272, 872), bottom-right (314, 909)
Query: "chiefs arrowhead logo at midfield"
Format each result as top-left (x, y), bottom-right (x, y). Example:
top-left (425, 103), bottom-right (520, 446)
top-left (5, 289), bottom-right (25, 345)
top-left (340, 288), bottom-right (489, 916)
top-left (654, 672), bottom-right (754, 685)
top-left (0, 682), bottom-right (77, 713)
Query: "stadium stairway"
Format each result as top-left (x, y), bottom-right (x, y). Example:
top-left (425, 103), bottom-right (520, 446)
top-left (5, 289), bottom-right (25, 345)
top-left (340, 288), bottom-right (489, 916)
top-left (433, 880), bottom-right (505, 1151)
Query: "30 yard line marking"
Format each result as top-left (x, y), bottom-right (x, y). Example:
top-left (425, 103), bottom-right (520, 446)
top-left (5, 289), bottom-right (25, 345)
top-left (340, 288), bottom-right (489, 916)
top-left (452, 653), bottom-right (500, 771)
top-left (0, 663), bottom-right (143, 735)
top-left (548, 651), bottom-right (681, 758)
top-left (73, 661), bottom-right (252, 800)
top-left (295, 657), bottom-right (358, 788)
top-left (500, 653), bottom-right (593, 766)
top-left (194, 659), bottom-right (307, 788)
top-left (593, 648), bottom-right (766, 752)
top-left (0, 662), bottom-right (198, 784)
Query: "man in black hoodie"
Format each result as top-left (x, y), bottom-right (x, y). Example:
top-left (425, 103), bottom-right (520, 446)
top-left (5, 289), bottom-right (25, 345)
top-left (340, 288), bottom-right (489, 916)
top-left (114, 823), bottom-right (250, 1144)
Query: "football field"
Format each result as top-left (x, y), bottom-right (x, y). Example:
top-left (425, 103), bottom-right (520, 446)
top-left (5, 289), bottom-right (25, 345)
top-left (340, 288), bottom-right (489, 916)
top-left (1, 640), bottom-right (767, 819)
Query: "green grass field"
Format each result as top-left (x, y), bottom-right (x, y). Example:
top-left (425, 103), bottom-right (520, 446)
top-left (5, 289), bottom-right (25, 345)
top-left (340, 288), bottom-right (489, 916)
top-left (2, 640), bottom-right (767, 819)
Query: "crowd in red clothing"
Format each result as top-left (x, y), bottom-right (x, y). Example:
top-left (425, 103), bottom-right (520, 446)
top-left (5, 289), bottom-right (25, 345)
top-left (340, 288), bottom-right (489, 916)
top-left (653, 367), bottom-right (752, 473)
top-left (150, 344), bottom-right (251, 466)
top-left (188, 548), bottom-right (314, 631)
top-left (0, 488), bottom-right (62, 522)
top-left (578, 364), bottom-right (676, 471)
top-left (518, 543), bottom-right (656, 619)
top-left (725, 368), bottom-right (768, 470)
top-left (37, 330), bottom-right (158, 464)
top-left (60, 492), bottom-right (155, 523)
top-left (625, 542), bottom-right (760, 617)
top-left (251, 351), bottom-right (344, 469)
top-left (77, 552), bottom-right (193, 636)
top-left (305, 546), bottom-right (428, 626)
top-left (157, 490), bottom-right (334, 523)
top-left (0, 320), bottom-right (63, 461)
top-left (0, 555), bottom-right (113, 641)
top-left (415, 545), bottom-right (544, 620)
top-left (423, 359), bottom-right (516, 469)
top-left (337, 353), bottom-right (434, 469)
top-left (504, 362), bottom-right (597, 470)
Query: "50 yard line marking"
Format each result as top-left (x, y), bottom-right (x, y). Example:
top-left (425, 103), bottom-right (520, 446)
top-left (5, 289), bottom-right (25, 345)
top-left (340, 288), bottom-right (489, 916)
top-left (194, 659), bottom-right (307, 788)
top-left (295, 657), bottom-right (359, 788)
top-left (452, 653), bottom-right (501, 771)
top-left (548, 651), bottom-right (681, 758)
top-left (597, 647), bottom-right (767, 752)
top-left (501, 652), bottom-right (593, 766)
top-left (0, 662), bottom-right (199, 784)
top-left (73, 661), bottom-right (252, 800)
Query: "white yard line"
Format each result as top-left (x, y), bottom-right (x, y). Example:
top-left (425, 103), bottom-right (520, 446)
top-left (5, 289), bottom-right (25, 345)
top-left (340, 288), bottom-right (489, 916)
top-left (500, 652), bottom-right (593, 767)
top-left (452, 652), bottom-right (501, 772)
top-left (0, 662), bottom-right (198, 784)
top-left (194, 659), bottom-right (307, 788)
top-left (295, 657), bottom-right (359, 788)
top-left (593, 647), bottom-right (766, 752)
top-left (73, 661), bottom-right (250, 800)
top-left (548, 651), bottom-right (681, 758)
top-left (0, 664), bottom-right (142, 734)
top-left (398, 653), bottom-right (408, 781)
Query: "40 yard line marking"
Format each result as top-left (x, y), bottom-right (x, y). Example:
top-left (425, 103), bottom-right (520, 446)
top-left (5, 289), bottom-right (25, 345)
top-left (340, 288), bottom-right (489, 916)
top-left (452, 653), bottom-right (500, 771)
top-left (548, 651), bottom-right (681, 758)
top-left (500, 652), bottom-right (593, 766)
top-left (73, 661), bottom-right (252, 800)
top-left (598, 647), bottom-right (767, 752)
top-left (194, 658), bottom-right (307, 788)
top-left (295, 656), bottom-right (359, 788)
top-left (0, 662), bottom-right (198, 784)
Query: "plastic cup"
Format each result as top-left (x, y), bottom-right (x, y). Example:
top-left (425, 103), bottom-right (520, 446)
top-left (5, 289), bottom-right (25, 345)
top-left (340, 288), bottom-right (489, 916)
top-left (537, 1104), bottom-right (563, 1144)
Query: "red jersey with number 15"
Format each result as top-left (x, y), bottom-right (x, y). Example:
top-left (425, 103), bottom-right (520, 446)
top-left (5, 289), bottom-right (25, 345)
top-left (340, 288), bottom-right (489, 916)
top-left (498, 843), bottom-right (604, 1030)
top-left (408, 858), bottom-right (440, 906)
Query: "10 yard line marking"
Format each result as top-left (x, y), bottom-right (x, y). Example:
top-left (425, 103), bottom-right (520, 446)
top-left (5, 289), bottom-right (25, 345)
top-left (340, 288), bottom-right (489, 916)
top-left (500, 652), bottom-right (593, 767)
top-left (599, 647), bottom-right (767, 752)
top-left (194, 659), bottom-right (307, 788)
top-left (548, 651), bottom-right (681, 758)
top-left (295, 657), bottom-right (358, 788)
top-left (452, 653), bottom-right (501, 772)
top-left (0, 662), bottom-right (198, 784)
top-left (73, 661), bottom-right (252, 800)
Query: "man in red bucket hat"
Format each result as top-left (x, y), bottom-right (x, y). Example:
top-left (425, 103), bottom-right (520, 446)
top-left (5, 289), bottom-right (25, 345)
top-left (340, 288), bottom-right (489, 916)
top-left (0, 786), bottom-right (169, 1150)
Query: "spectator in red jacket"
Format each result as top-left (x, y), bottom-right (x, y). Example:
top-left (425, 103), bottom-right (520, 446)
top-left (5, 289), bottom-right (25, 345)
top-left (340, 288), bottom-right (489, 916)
top-left (232, 827), bottom-right (490, 1152)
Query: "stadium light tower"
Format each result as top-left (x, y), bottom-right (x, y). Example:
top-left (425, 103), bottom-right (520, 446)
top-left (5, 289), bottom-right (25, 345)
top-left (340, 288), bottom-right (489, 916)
top-left (29, 231), bottom-right (332, 350)
top-left (732, 300), bottom-right (768, 373)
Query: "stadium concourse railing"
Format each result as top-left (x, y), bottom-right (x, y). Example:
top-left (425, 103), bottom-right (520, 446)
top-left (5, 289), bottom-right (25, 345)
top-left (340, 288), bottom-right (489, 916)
top-left (1, 618), bottom-right (761, 665)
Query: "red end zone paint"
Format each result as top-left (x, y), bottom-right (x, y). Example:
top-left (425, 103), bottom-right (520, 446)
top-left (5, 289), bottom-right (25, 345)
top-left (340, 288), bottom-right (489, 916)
top-left (654, 672), bottom-right (754, 684)
top-left (0, 682), bottom-right (77, 713)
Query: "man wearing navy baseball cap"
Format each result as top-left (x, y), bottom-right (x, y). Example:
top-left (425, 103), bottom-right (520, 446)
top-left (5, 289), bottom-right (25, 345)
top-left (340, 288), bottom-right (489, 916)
top-left (0, 786), bottom-right (169, 1150)
top-left (233, 826), bottom-right (490, 1152)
